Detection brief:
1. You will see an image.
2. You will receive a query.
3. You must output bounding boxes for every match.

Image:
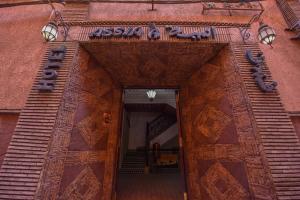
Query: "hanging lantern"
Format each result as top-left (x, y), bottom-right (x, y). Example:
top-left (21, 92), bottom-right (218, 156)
top-left (41, 22), bottom-right (58, 42)
top-left (258, 22), bottom-right (276, 47)
top-left (146, 90), bottom-right (156, 101)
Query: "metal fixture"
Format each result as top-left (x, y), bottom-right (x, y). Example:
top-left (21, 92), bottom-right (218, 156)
top-left (257, 21), bottom-right (276, 47)
top-left (239, 13), bottom-right (276, 47)
top-left (146, 90), bottom-right (156, 101)
top-left (41, 0), bottom-right (69, 42)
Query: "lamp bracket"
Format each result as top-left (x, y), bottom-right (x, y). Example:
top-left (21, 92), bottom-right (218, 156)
top-left (48, 0), bottom-right (69, 41)
top-left (239, 12), bottom-right (263, 43)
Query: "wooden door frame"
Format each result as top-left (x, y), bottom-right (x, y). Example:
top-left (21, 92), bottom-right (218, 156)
top-left (112, 89), bottom-right (124, 200)
top-left (175, 90), bottom-right (189, 200)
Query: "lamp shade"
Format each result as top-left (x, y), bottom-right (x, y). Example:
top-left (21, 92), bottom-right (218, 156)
top-left (41, 22), bottom-right (58, 42)
top-left (258, 22), bottom-right (276, 46)
top-left (146, 90), bottom-right (156, 101)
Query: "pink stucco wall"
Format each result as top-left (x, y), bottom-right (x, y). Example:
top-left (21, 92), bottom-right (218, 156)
top-left (0, 4), bottom-right (51, 109)
top-left (0, 0), bottom-right (299, 112)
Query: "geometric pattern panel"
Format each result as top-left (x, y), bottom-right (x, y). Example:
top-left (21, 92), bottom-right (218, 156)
top-left (193, 105), bottom-right (232, 143)
top-left (36, 47), bottom-right (122, 200)
top-left (60, 166), bottom-right (101, 200)
top-left (77, 109), bottom-right (108, 148)
top-left (180, 46), bottom-right (274, 199)
top-left (201, 162), bottom-right (249, 200)
top-left (83, 42), bottom-right (225, 87)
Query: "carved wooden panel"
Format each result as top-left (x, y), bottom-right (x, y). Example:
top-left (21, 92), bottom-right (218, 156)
top-left (83, 42), bottom-right (225, 87)
top-left (37, 47), bottom-right (122, 200)
top-left (179, 46), bottom-right (276, 199)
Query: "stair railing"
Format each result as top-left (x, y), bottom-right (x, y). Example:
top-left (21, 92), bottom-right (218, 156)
top-left (148, 114), bottom-right (177, 141)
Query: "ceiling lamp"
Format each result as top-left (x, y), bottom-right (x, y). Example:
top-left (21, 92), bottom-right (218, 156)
top-left (258, 22), bottom-right (276, 47)
top-left (146, 90), bottom-right (156, 101)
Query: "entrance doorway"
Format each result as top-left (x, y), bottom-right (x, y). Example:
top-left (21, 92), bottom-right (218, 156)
top-left (116, 89), bottom-right (186, 200)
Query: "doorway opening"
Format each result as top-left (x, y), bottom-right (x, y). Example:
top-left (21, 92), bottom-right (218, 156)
top-left (116, 89), bottom-right (186, 200)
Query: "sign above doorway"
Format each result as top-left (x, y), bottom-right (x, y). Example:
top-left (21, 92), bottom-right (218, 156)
top-left (88, 23), bottom-right (216, 41)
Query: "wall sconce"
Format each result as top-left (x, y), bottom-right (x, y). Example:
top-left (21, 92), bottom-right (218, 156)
top-left (257, 22), bottom-right (276, 47)
top-left (239, 13), bottom-right (276, 47)
top-left (41, 0), bottom-right (69, 42)
top-left (146, 90), bottom-right (156, 101)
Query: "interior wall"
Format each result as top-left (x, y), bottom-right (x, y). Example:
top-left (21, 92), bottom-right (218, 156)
top-left (0, 113), bottom-right (19, 167)
top-left (128, 112), bottom-right (159, 150)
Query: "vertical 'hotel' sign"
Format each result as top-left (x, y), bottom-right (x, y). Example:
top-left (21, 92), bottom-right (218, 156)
top-left (38, 45), bottom-right (66, 92)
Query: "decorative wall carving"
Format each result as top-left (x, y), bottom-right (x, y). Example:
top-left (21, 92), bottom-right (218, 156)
top-left (35, 41), bottom-right (277, 200)
top-left (201, 162), bottom-right (249, 200)
top-left (37, 46), bottom-right (122, 200)
top-left (180, 47), bottom-right (275, 199)
top-left (82, 42), bottom-right (225, 87)
top-left (60, 166), bottom-right (101, 200)
top-left (193, 105), bottom-right (232, 143)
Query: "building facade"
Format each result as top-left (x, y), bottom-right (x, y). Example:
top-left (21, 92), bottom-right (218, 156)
top-left (0, 0), bottom-right (300, 199)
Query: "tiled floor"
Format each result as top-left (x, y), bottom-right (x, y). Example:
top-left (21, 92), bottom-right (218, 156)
top-left (117, 173), bottom-right (184, 200)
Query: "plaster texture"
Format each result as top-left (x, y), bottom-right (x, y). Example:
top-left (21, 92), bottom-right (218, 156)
top-left (0, 5), bottom-right (50, 109)
top-left (0, 0), bottom-right (299, 112)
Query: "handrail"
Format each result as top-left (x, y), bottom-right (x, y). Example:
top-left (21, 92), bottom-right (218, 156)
top-left (148, 114), bottom-right (177, 140)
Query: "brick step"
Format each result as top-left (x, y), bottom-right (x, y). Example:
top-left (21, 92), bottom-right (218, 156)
top-left (277, 195), bottom-right (300, 200)
top-left (266, 154), bottom-right (300, 158)
top-left (270, 165), bottom-right (300, 170)
top-left (271, 169), bottom-right (300, 174)
top-left (265, 150), bottom-right (300, 154)
top-left (275, 182), bottom-right (300, 187)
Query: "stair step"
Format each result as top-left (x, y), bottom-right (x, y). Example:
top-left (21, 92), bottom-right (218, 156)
top-left (120, 151), bottom-right (146, 174)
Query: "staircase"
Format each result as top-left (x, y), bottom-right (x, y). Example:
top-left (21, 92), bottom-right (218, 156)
top-left (119, 150), bottom-right (145, 174)
top-left (147, 104), bottom-right (177, 147)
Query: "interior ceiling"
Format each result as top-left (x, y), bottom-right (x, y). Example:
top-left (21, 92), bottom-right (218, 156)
top-left (124, 89), bottom-right (177, 107)
top-left (82, 41), bottom-right (225, 87)
top-left (124, 103), bottom-right (169, 112)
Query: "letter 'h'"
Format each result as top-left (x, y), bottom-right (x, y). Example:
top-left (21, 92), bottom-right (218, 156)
top-left (38, 45), bottom-right (66, 92)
